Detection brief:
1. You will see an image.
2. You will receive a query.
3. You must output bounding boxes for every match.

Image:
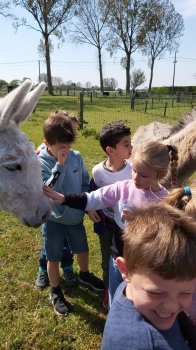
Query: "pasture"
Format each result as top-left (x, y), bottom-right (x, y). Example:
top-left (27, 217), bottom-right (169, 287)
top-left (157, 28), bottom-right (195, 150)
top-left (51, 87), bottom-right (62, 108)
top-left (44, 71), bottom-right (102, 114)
top-left (0, 94), bottom-right (194, 349)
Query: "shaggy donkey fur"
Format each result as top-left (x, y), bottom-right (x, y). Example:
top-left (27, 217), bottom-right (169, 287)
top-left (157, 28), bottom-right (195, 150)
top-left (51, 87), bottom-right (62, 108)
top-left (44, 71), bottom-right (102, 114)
top-left (132, 109), bottom-right (196, 189)
top-left (0, 79), bottom-right (51, 227)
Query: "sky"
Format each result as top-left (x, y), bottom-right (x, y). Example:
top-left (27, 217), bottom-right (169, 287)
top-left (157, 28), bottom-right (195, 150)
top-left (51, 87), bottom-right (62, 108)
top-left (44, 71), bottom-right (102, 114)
top-left (0, 0), bottom-right (196, 89)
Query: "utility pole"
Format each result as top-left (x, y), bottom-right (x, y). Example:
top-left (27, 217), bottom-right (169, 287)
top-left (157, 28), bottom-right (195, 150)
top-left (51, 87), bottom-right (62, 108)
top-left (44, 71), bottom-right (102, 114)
top-left (172, 52), bottom-right (177, 96)
top-left (38, 60), bottom-right (41, 82)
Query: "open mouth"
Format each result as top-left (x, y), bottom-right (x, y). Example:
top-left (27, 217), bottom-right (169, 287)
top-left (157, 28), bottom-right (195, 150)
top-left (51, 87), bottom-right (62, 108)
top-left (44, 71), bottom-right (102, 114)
top-left (155, 312), bottom-right (172, 318)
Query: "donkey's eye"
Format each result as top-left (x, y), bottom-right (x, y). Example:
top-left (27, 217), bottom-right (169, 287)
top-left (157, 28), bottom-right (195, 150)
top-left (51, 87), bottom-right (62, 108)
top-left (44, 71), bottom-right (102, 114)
top-left (5, 165), bottom-right (22, 171)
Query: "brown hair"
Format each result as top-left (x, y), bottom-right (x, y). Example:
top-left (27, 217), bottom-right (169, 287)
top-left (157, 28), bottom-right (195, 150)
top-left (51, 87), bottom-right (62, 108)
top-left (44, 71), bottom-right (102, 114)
top-left (164, 181), bottom-right (196, 218)
top-left (43, 110), bottom-right (75, 145)
top-left (123, 203), bottom-right (196, 280)
top-left (131, 141), bottom-right (178, 188)
top-left (50, 110), bottom-right (79, 124)
top-left (99, 122), bottom-right (131, 153)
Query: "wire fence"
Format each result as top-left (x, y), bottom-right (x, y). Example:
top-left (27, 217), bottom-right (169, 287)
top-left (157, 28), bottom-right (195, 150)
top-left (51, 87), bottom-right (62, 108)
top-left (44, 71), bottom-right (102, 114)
top-left (78, 93), bottom-right (195, 134)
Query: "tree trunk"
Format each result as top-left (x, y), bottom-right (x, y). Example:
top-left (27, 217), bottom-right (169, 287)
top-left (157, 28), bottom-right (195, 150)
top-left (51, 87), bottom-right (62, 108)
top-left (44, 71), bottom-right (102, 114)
top-left (125, 54), bottom-right (131, 95)
top-left (45, 35), bottom-right (53, 96)
top-left (148, 57), bottom-right (155, 93)
top-left (98, 46), bottom-right (104, 93)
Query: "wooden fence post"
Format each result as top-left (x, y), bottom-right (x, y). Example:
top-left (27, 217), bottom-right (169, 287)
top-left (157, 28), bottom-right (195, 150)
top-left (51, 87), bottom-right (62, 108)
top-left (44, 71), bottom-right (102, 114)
top-left (131, 97), bottom-right (135, 110)
top-left (78, 92), bottom-right (84, 129)
top-left (90, 91), bottom-right (92, 102)
top-left (164, 102), bottom-right (167, 117)
top-left (151, 98), bottom-right (153, 109)
top-left (144, 100), bottom-right (148, 113)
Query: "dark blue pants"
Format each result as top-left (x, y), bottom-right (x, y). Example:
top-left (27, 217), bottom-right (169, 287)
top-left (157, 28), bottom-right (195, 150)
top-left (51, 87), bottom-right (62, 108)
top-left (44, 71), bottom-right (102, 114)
top-left (39, 234), bottom-right (74, 271)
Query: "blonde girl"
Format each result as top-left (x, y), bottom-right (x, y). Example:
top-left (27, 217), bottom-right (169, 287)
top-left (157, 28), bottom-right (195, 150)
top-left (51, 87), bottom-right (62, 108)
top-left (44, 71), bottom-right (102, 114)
top-left (43, 140), bottom-right (178, 304)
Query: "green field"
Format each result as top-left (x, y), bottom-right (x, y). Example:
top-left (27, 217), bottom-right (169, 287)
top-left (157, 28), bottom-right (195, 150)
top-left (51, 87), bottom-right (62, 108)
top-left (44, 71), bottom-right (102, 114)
top-left (0, 94), bottom-right (194, 349)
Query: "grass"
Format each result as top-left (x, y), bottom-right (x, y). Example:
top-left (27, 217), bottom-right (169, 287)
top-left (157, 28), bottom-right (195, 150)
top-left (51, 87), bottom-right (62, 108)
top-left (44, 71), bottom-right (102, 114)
top-left (0, 94), bottom-right (194, 349)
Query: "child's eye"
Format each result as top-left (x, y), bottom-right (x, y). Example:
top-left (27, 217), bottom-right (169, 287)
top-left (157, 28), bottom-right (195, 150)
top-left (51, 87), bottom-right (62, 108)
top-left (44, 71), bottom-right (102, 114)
top-left (181, 293), bottom-right (192, 296)
top-left (141, 174), bottom-right (147, 178)
top-left (148, 291), bottom-right (163, 296)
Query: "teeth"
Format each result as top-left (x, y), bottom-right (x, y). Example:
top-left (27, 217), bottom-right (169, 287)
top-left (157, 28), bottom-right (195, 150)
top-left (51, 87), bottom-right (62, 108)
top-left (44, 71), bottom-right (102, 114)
top-left (156, 312), bottom-right (172, 318)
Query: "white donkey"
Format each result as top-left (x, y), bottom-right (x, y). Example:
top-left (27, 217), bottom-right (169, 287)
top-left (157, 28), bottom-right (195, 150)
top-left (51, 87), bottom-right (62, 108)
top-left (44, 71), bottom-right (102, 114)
top-left (0, 79), bottom-right (51, 227)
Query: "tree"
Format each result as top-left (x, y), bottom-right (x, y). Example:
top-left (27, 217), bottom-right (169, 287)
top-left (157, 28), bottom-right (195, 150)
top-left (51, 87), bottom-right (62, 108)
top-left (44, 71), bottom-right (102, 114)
top-left (52, 76), bottom-right (64, 87)
top-left (140, 0), bottom-right (184, 92)
top-left (103, 77), bottom-right (118, 90)
top-left (85, 81), bottom-right (92, 89)
top-left (0, 1), bottom-right (14, 18)
top-left (9, 79), bottom-right (21, 86)
top-left (0, 79), bottom-right (9, 88)
top-left (21, 77), bottom-right (31, 83)
top-left (13, 0), bottom-right (77, 95)
top-left (120, 57), bottom-right (134, 70)
top-left (130, 68), bottom-right (146, 92)
top-left (100, 0), bottom-right (146, 94)
top-left (70, 0), bottom-right (112, 92)
top-left (39, 73), bottom-right (48, 83)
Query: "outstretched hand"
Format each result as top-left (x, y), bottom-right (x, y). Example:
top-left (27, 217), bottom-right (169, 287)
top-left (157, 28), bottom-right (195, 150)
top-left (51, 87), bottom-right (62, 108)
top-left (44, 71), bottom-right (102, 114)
top-left (43, 185), bottom-right (65, 205)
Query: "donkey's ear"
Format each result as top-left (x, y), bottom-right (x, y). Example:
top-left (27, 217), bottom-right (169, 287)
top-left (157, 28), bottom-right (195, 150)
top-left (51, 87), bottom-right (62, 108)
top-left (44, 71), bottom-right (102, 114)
top-left (0, 79), bottom-right (46, 126)
top-left (0, 79), bottom-right (33, 126)
top-left (14, 82), bottom-right (46, 125)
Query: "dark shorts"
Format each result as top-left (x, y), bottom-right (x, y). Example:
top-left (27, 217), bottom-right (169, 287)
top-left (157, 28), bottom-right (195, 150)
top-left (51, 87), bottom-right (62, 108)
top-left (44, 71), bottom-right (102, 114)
top-left (42, 220), bottom-right (88, 262)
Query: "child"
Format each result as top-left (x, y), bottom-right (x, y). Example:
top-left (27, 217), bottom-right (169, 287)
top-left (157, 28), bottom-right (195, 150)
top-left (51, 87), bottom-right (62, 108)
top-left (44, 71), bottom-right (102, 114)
top-left (101, 203), bottom-right (196, 349)
top-left (89, 122), bottom-right (132, 309)
top-left (43, 140), bottom-right (178, 305)
top-left (35, 112), bottom-right (80, 289)
top-left (163, 182), bottom-right (196, 325)
top-left (38, 110), bottom-right (105, 316)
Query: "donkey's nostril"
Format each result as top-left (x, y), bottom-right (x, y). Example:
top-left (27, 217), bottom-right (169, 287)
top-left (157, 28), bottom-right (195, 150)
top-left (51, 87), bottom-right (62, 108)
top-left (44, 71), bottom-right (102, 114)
top-left (42, 214), bottom-right (47, 222)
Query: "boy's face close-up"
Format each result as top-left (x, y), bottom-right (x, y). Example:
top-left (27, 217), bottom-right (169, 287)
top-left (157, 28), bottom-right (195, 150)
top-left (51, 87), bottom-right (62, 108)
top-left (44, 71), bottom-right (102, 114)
top-left (126, 267), bottom-right (196, 330)
top-left (113, 135), bottom-right (132, 160)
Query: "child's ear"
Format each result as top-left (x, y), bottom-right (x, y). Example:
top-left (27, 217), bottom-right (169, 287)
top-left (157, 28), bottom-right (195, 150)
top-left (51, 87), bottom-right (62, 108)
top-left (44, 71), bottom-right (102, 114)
top-left (106, 146), bottom-right (115, 155)
top-left (116, 257), bottom-right (130, 282)
top-left (158, 171), bottom-right (167, 180)
top-left (43, 140), bottom-right (49, 147)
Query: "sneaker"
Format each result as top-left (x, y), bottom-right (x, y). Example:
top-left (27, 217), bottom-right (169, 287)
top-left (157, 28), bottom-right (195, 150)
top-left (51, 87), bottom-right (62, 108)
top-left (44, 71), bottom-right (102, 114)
top-left (50, 290), bottom-right (69, 316)
top-left (78, 271), bottom-right (105, 291)
top-left (103, 289), bottom-right (109, 310)
top-left (63, 268), bottom-right (77, 287)
top-left (35, 271), bottom-right (49, 289)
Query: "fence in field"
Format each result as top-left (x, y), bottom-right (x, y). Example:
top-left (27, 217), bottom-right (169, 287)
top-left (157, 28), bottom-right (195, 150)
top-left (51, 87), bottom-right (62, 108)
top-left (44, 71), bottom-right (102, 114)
top-left (73, 92), bottom-right (196, 134)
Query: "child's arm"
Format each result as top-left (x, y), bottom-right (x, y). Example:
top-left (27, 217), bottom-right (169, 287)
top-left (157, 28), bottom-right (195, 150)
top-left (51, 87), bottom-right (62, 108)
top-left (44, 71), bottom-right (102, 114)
top-left (43, 185), bottom-right (88, 208)
top-left (43, 181), bottom-right (120, 211)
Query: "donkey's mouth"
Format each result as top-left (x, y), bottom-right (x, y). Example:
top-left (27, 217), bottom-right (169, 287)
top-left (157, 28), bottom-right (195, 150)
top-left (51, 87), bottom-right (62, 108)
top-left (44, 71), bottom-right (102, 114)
top-left (22, 218), bottom-right (42, 228)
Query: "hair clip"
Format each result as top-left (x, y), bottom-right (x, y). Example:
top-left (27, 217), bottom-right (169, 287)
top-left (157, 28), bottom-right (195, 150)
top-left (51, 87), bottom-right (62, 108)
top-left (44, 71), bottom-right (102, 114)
top-left (184, 187), bottom-right (191, 197)
top-left (166, 145), bottom-right (173, 152)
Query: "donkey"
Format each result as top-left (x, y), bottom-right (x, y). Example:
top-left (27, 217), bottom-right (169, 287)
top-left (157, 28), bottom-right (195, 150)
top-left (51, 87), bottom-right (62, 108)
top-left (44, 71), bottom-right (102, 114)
top-left (0, 79), bottom-right (51, 227)
top-left (132, 109), bottom-right (196, 188)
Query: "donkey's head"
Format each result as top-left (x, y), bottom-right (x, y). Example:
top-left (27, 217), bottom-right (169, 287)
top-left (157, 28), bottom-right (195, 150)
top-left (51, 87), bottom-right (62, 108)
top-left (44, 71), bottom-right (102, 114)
top-left (0, 79), bottom-right (51, 227)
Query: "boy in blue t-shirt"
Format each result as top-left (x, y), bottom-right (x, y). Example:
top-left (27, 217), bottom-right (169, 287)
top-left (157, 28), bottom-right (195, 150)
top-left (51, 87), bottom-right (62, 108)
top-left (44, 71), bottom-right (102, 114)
top-left (37, 111), bottom-right (105, 316)
top-left (102, 203), bottom-right (196, 350)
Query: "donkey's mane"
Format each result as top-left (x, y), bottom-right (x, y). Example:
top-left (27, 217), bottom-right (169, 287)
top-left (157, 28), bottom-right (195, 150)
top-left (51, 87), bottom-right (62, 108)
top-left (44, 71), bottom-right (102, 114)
top-left (167, 109), bottom-right (196, 137)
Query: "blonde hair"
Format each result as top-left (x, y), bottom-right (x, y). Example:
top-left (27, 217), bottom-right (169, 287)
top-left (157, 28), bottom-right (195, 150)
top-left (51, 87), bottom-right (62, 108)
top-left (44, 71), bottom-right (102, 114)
top-left (164, 181), bottom-right (196, 218)
top-left (123, 203), bottom-right (196, 280)
top-left (131, 141), bottom-right (178, 188)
